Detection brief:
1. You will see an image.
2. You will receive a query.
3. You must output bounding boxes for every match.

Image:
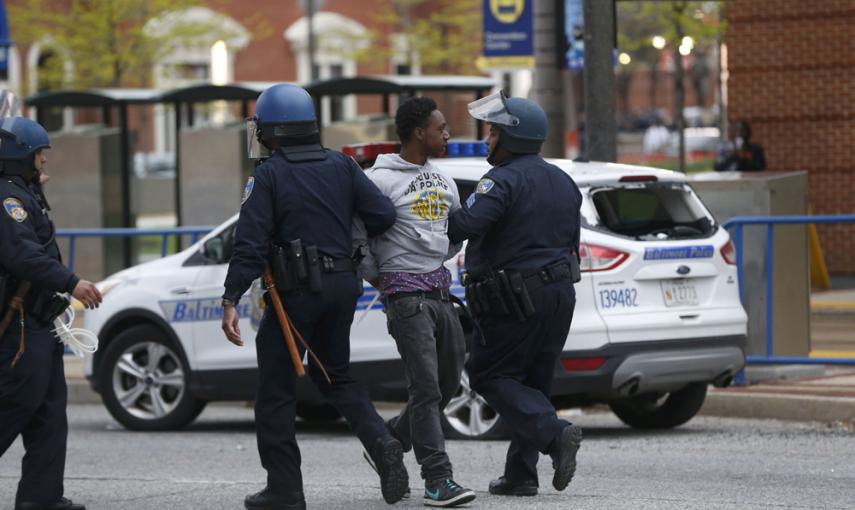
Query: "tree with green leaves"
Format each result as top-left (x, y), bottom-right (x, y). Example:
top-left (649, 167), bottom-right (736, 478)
top-left (617, 1), bottom-right (724, 171)
top-left (350, 0), bottom-right (482, 75)
top-left (9, 0), bottom-right (265, 92)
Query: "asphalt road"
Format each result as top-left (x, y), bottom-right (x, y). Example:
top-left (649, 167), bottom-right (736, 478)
top-left (2, 404), bottom-right (854, 510)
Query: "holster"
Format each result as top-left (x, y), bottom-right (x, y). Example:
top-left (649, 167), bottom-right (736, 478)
top-left (25, 288), bottom-right (70, 324)
top-left (569, 256), bottom-right (582, 283)
top-left (465, 269), bottom-right (538, 322)
top-left (271, 240), bottom-right (343, 294)
top-left (270, 245), bottom-right (297, 292)
top-left (508, 271), bottom-right (536, 320)
top-left (304, 245), bottom-right (323, 293)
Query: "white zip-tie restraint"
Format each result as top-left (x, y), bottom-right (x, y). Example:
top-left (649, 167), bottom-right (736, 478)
top-left (52, 299), bottom-right (99, 356)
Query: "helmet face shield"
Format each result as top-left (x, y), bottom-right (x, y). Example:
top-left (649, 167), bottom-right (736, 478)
top-left (0, 90), bottom-right (21, 119)
top-left (245, 118), bottom-right (272, 160)
top-left (467, 91), bottom-right (520, 127)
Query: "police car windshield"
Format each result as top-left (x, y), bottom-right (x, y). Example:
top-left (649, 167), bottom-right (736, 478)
top-left (586, 183), bottom-right (716, 240)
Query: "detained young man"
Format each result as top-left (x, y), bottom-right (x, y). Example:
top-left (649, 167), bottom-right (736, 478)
top-left (353, 97), bottom-right (475, 508)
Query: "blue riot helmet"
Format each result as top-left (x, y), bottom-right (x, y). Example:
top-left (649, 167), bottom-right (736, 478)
top-left (0, 117), bottom-right (51, 181)
top-left (246, 84), bottom-right (319, 159)
top-left (0, 117), bottom-right (50, 161)
top-left (468, 91), bottom-right (547, 159)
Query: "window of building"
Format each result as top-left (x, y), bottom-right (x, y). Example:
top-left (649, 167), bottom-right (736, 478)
top-left (145, 8), bottom-right (249, 154)
top-left (285, 12), bottom-right (367, 126)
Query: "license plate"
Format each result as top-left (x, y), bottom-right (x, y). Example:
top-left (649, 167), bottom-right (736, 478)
top-left (661, 279), bottom-right (699, 307)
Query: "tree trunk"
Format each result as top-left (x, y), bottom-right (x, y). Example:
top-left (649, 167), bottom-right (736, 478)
top-left (672, 3), bottom-right (686, 173)
top-left (582, 0), bottom-right (617, 162)
top-left (533, 0), bottom-right (565, 158)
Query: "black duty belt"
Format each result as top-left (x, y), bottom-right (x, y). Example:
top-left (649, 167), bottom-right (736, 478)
top-left (521, 262), bottom-right (573, 292)
top-left (385, 287), bottom-right (451, 303)
top-left (320, 256), bottom-right (355, 273)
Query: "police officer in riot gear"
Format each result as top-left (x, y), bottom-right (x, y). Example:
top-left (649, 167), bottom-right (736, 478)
top-left (221, 84), bottom-right (408, 510)
top-left (0, 116), bottom-right (102, 510)
top-left (448, 92), bottom-right (584, 497)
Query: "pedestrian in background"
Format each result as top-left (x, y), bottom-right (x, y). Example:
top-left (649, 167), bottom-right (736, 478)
top-left (354, 97), bottom-right (475, 507)
top-left (714, 120), bottom-right (767, 171)
top-left (448, 91), bottom-right (584, 498)
top-left (0, 116), bottom-right (102, 510)
top-left (221, 84), bottom-right (408, 510)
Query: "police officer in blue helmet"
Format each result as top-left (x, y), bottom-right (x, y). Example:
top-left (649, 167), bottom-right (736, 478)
top-left (448, 91), bottom-right (584, 498)
top-left (221, 84), bottom-right (407, 510)
top-left (0, 115), bottom-right (102, 510)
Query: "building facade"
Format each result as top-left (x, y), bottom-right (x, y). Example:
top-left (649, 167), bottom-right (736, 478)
top-left (726, 0), bottom-right (855, 274)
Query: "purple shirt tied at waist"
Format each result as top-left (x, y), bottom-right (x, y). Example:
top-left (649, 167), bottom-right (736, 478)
top-left (379, 266), bottom-right (452, 297)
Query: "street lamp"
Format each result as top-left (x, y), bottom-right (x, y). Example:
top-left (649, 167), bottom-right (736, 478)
top-left (652, 35), bottom-right (666, 50)
top-left (618, 52), bottom-right (632, 65)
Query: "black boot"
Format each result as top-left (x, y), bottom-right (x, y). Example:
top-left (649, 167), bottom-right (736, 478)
top-left (16, 498), bottom-right (86, 510)
top-left (244, 487), bottom-right (306, 510)
top-left (549, 424), bottom-right (583, 491)
top-left (488, 476), bottom-right (538, 496)
top-left (370, 435), bottom-right (409, 504)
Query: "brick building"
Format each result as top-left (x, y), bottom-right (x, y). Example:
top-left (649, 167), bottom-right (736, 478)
top-left (726, 0), bottom-right (855, 273)
top-left (2, 0), bottom-right (483, 154)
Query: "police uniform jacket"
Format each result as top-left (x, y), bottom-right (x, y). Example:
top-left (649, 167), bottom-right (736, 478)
top-left (223, 148), bottom-right (396, 302)
top-left (447, 154), bottom-right (582, 280)
top-left (0, 175), bottom-right (78, 294)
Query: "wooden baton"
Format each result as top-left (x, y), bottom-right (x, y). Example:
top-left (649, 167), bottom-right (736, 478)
top-left (262, 266), bottom-right (306, 377)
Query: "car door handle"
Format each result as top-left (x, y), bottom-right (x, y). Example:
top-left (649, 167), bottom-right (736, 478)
top-left (171, 287), bottom-right (191, 295)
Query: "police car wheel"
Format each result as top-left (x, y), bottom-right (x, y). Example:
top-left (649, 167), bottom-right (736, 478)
top-left (99, 324), bottom-right (206, 431)
top-left (441, 370), bottom-right (510, 440)
top-left (608, 382), bottom-right (708, 429)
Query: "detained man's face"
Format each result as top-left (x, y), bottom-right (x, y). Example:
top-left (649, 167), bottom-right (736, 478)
top-left (420, 109), bottom-right (450, 158)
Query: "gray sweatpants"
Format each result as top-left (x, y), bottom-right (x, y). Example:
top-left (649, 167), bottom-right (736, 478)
top-left (385, 294), bottom-right (466, 483)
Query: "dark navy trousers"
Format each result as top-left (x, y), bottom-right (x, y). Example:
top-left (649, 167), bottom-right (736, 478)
top-left (467, 280), bottom-right (576, 485)
top-left (254, 272), bottom-right (388, 492)
top-left (0, 318), bottom-right (68, 506)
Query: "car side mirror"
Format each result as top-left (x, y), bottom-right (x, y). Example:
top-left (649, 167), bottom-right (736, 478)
top-left (203, 237), bottom-right (225, 264)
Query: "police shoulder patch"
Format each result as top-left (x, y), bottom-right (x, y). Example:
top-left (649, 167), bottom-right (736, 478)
top-left (475, 178), bottom-right (495, 194)
top-left (2, 197), bottom-right (27, 223)
top-left (242, 176), bottom-right (255, 205)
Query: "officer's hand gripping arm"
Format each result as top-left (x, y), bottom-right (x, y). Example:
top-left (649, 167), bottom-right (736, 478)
top-left (447, 174), bottom-right (511, 244)
top-left (352, 217), bottom-right (380, 283)
top-left (351, 161), bottom-right (396, 237)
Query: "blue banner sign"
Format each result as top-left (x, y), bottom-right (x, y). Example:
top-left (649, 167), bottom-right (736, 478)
top-left (482, 0), bottom-right (534, 69)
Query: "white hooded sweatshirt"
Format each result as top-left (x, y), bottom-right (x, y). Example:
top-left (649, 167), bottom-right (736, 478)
top-left (353, 153), bottom-right (462, 281)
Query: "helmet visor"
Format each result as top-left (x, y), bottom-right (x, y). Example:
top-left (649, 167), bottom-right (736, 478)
top-left (0, 90), bottom-right (21, 119)
top-left (467, 92), bottom-right (519, 127)
top-left (245, 118), bottom-right (272, 160)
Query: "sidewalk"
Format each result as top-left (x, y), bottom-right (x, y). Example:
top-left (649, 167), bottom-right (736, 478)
top-left (702, 367), bottom-right (855, 423)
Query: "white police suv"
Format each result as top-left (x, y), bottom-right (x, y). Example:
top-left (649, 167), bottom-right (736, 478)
top-left (84, 142), bottom-right (747, 437)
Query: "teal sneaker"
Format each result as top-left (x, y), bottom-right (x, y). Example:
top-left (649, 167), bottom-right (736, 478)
top-left (423, 479), bottom-right (476, 507)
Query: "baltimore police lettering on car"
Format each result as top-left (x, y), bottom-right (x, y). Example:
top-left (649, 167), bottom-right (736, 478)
top-left (160, 298), bottom-right (251, 322)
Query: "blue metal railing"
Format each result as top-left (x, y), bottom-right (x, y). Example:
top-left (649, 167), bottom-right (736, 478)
top-left (723, 214), bottom-right (855, 366)
top-left (55, 226), bottom-right (215, 272)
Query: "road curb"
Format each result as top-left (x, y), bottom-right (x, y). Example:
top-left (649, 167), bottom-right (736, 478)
top-left (701, 390), bottom-right (855, 423)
